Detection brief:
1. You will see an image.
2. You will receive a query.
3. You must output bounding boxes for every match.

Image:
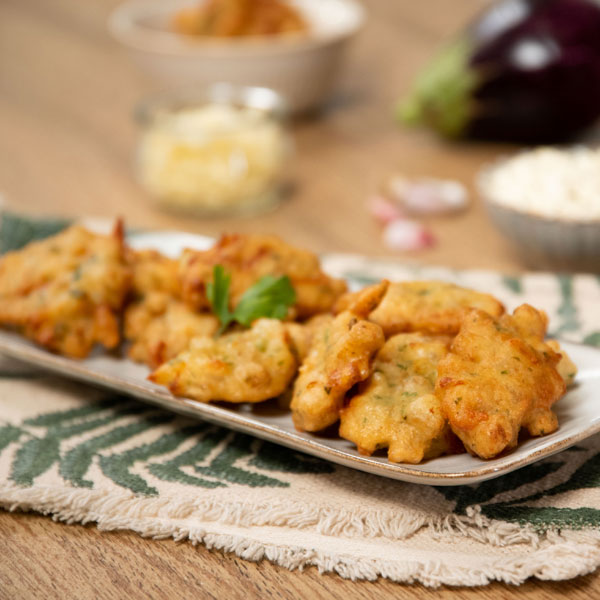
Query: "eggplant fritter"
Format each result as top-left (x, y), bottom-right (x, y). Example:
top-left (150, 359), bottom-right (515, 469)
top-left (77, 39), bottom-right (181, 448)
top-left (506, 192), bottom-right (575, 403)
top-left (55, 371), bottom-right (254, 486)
top-left (339, 333), bottom-right (456, 464)
top-left (124, 248), bottom-right (220, 368)
top-left (149, 318), bottom-right (297, 403)
top-left (127, 248), bottom-right (180, 298)
top-left (284, 314), bottom-right (335, 364)
top-left (290, 282), bottom-right (388, 432)
top-left (336, 280), bottom-right (504, 336)
top-left (546, 339), bottom-right (578, 387)
top-left (0, 223), bottom-right (131, 357)
top-left (179, 233), bottom-right (347, 318)
top-left (125, 292), bottom-right (218, 369)
top-left (436, 304), bottom-right (567, 459)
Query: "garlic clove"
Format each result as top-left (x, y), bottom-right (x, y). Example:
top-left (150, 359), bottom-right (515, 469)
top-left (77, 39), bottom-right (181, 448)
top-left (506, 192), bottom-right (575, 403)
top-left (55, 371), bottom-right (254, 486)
top-left (367, 194), bottom-right (404, 224)
top-left (382, 219), bottom-right (435, 251)
top-left (385, 175), bottom-right (468, 216)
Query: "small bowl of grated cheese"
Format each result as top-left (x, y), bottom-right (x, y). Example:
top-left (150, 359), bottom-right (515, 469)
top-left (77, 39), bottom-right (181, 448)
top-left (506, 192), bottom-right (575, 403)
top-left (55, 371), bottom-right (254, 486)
top-left (135, 84), bottom-right (292, 217)
top-left (478, 146), bottom-right (600, 271)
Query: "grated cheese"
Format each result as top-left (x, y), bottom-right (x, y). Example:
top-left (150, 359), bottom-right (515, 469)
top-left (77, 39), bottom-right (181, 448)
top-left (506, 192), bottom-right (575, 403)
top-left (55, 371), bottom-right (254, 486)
top-left (137, 104), bottom-right (288, 214)
top-left (482, 147), bottom-right (600, 221)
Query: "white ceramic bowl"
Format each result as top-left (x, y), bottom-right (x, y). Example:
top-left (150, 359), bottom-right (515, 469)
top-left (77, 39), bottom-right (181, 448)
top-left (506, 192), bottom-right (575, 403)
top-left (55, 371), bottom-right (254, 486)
top-left (108, 0), bottom-right (366, 114)
top-left (478, 160), bottom-right (600, 272)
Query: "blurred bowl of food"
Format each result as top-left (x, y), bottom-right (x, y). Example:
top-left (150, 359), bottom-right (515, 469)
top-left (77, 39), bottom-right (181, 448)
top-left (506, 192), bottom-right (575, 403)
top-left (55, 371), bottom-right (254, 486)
top-left (478, 146), bottom-right (600, 272)
top-left (108, 0), bottom-right (366, 114)
top-left (135, 83), bottom-right (292, 217)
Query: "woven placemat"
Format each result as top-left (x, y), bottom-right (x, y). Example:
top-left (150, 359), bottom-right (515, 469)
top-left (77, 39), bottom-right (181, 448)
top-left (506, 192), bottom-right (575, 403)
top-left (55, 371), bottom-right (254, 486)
top-left (1, 213), bottom-right (600, 587)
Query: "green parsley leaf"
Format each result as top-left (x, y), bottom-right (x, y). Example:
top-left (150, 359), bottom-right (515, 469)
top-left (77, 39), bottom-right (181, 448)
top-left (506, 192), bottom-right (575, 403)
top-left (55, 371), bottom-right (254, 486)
top-left (206, 265), bottom-right (234, 334)
top-left (207, 265), bottom-right (296, 334)
top-left (233, 274), bottom-right (296, 327)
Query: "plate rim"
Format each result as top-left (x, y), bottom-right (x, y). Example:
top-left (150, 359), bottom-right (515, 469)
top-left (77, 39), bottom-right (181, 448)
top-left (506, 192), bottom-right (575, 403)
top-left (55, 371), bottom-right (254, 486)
top-left (1, 229), bottom-right (599, 486)
top-left (0, 333), bottom-right (598, 486)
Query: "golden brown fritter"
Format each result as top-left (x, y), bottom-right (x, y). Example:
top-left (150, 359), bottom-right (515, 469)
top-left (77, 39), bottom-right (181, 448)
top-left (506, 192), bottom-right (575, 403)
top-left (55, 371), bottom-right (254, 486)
top-left (505, 306), bottom-right (578, 387)
top-left (336, 280), bottom-right (504, 336)
top-left (290, 283), bottom-right (388, 432)
top-left (179, 233), bottom-right (347, 318)
top-left (436, 305), bottom-right (567, 459)
top-left (125, 292), bottom-right (218, 369)
top-left (340, 280), bottom-right (391, 317)
top-left (284, 314), bottom-right (334, 364)
top-left (546, 339), bottom-right (577, 387)
top-left (149, 318), bottom-right (297, 403)
top-left (127, 249), bottom-right (180, 298)
top-left (123, 248), bottom-right (216, 368)
top-left (0, 223), bottom-right (131, 357)
top-left (339, 333), bottom-right (454, 464)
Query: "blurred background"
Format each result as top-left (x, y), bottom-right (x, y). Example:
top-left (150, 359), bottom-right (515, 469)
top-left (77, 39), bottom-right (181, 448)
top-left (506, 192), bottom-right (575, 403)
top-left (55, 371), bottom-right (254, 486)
top-left (1, 0), bottom-right (599, 272)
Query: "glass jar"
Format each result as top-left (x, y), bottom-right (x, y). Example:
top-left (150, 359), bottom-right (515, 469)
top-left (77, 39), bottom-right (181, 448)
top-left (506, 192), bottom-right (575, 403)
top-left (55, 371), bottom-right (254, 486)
top-left (135, 84), bottom-right (292, 217)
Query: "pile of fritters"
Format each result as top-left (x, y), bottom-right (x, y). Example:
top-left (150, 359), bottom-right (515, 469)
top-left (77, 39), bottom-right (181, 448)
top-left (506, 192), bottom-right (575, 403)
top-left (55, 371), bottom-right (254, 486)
top-left (124, 249), bottom-right (219, 369)
top-left (0, 223), bottom-right (577, 463)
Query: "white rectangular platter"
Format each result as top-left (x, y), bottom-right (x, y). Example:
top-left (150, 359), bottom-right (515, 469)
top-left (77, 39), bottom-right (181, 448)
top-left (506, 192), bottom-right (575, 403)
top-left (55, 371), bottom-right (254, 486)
top-left (0, 230), bottom-right (599, 485)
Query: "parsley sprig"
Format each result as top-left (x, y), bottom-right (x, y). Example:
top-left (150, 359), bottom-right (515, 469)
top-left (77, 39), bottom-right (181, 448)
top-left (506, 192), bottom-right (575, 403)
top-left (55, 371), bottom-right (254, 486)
top-left (207, 265), bottom-right (296, 335)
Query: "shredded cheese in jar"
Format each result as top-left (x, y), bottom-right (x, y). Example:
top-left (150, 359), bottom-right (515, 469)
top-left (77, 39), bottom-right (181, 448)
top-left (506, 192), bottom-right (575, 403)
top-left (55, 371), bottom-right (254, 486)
top-left (482, 147), bottom-right (600, 221)
top-left (137, 103), bottom-right (290, 215)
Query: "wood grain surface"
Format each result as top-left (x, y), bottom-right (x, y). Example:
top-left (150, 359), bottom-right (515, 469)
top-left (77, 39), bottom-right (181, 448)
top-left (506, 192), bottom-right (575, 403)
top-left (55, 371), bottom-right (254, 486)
top-left (0, 0), bottom-right (597, 597)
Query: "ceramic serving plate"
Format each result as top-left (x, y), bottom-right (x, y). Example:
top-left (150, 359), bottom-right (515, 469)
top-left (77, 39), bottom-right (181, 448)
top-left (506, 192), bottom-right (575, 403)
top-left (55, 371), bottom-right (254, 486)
top-left (1, 230), bottom-right (599, 486)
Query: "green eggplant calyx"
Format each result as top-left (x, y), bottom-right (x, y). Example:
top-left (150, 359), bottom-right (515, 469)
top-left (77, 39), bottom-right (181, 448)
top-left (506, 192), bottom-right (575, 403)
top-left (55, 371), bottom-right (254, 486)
top-left (398, 38), bottom-right (479, 138)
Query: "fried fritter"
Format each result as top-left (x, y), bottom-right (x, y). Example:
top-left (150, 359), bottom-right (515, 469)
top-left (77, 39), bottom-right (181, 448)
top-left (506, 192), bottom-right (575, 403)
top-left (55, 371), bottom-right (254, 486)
top-left (149, 318), bottom-right (297, 403)
top-left (339, 333), bottom-right (455, 464)
top-left (124, 248), bottom-right (216, 368)
top-left (505, 306), bottom-right (578, 387)
top-left (290, 283), bottom-right (387, 432)
top-left (284, 314), bottom-right (335, 364)
top-left (546, 339), bottom-right (578, 387)
top-left (436, 305), bottom-right (567, 459)
top-left (125, 292), bottom-right (218, 369)
top-left (0, 223), bottom-right (131, 357)
top-left (127, 249), bottom-right (180, 298)
top-left (336, 281), bottom-right (504, 336)
top-left (179, 233), bottom-right (347, 318)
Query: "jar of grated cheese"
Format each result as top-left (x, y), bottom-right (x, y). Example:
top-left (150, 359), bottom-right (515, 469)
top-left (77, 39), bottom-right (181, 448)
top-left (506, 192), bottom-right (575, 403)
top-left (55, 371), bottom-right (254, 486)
top-left (135, 85), bottom-right (292, 217)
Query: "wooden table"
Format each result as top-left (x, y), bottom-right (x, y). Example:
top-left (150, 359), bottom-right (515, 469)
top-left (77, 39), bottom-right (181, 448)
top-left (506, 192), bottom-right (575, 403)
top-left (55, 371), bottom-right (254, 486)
top-left (0, 0), bottom-right (597, 597)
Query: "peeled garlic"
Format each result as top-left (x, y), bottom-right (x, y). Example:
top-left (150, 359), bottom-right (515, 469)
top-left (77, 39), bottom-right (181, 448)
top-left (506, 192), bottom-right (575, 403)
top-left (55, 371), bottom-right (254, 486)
top-left (367, 194), bottom-right (404, 224)
top-left (382, 219), bottom-right (435, 251)
top-left (385, 175), bottom-right (468, 216)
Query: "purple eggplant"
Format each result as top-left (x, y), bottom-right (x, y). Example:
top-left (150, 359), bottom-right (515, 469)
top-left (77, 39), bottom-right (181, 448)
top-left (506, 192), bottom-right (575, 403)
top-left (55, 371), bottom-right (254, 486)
top-left (399, 0), bottom-right (600, 143)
